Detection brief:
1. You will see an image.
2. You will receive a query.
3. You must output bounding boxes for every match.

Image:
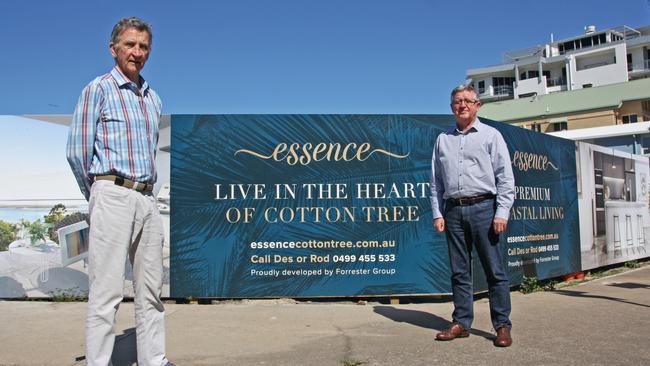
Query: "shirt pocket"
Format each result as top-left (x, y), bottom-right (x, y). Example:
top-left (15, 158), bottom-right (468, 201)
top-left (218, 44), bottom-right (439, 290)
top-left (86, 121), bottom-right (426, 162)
top-left (98, 98), bottom-right (128, 140)
top-left (101, 106), bottom-right (126, 125)
top-left (100, 91), bottom-right (130, 125)
top-left (96, 108), bottom-right (129, 147)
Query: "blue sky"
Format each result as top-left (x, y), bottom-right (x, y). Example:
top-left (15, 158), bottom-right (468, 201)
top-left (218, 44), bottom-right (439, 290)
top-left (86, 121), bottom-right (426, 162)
top-left (0, 0), bottom-right (649, 202)
top-left (1, 0), bottom-right (648, 114)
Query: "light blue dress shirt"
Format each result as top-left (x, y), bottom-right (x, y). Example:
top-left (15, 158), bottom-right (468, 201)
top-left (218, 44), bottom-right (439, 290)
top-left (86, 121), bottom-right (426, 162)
top-left (67, 67), bottom-right (162, 199)
top-left (430, 118), bottom-right (515, 220)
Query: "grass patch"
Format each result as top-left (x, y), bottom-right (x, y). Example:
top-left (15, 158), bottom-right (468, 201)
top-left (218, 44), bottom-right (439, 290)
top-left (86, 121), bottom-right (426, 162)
top-left (49, 287), bottom-right (88, 302)
top-left (519, 276), bottom-right (557, 294)
top-left (341, 359), bottom-right (366, 366)
top-left (556, 259), bottom-right (649, 288)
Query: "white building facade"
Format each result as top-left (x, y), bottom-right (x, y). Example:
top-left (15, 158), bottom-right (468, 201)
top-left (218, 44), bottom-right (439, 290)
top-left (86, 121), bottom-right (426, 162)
top-left (468, 25), bottom-right (650, 102)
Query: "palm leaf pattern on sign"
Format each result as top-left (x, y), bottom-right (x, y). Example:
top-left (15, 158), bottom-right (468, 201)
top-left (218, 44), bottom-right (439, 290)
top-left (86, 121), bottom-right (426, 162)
top-left (171, 114), bottom-right (455, 297)
top-left (170, 115), bottom-right (580, 297)
top-left (483, 118), bottom-right (580, 289)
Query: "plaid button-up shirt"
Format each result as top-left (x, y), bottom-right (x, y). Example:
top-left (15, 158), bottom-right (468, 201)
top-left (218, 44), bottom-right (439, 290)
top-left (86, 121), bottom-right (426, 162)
top-left (67, 67), bottom-right (162, 199)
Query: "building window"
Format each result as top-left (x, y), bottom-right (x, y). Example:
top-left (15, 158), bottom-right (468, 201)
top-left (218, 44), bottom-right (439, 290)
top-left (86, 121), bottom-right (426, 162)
top-left (529, 123), bottom-right (542, 132)
top-left (627, 53), bottom-right (633, 71)
top-left (643, 138), bottom-right (650, 155)
top-left (492, 77), bottom-right (515, 95)
top-left (551, 122), bottom-right (568, 131)
top-left (564, 41), bottom-right (575, 52)
top-left (592, 35), bottom-right (601, 46)
top-left (642, 100), bottom-right (650, 113)
top-left (478, 80), bottom-right (485, 94)
top-left (492, 77), bottom-right (515, 86)
top-left (561, 33), bottom-right (608, 54)
top-left (520, 71), bottom-right (539, 80)
top-left (622, 115), bottom-right (638, 124)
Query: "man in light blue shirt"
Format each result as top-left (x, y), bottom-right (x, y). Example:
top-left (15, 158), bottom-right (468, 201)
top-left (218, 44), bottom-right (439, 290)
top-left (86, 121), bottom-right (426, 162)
top-left (430, 85), bottom-right (515, 347)
top-left (67, 17), bottom-right (174, 366)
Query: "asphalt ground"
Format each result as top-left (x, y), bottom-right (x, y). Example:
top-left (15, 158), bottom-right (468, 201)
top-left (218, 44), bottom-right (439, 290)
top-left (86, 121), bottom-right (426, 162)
top-left (1, 265), bottom-right (649, 366)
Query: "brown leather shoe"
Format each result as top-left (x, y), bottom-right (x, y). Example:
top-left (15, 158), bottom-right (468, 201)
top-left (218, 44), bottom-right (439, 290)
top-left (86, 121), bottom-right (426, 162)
top-left (494, 326), bottom-right (513, 347)
top-left (435, 323), bottom-right (469, 341)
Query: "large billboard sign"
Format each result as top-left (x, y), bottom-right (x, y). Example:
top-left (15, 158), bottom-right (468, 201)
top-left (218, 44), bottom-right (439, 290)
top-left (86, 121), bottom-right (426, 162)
top-left (170, 115), bottom-right (581, 298)
top-left (4, 115), bottom-right (648, 299)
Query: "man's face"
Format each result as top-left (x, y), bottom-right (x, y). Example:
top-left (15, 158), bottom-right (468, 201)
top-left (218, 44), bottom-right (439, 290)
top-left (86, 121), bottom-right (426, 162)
top-left (110, 28), bottom-right (151, 82)
top-left (450, 90), bottom-right (481, 124)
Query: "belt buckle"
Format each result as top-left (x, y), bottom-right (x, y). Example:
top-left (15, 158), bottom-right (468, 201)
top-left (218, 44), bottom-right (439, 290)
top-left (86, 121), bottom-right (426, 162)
top-left (458, 197), bottom-right (469, 205)
top-left (114, 176), bottom-right (125, 187)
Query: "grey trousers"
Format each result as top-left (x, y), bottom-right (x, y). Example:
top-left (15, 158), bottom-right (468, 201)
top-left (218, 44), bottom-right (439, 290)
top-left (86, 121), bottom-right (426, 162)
top-left (86, 180), bottom-right (167, 366)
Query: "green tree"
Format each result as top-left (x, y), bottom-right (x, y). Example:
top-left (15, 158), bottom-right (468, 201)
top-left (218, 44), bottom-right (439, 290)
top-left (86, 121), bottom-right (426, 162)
top-left (28, 220), bottom-right (48, 245)
top-left (44, 204), bottom-right (67, 224)
top-left (0, 220), bottom-right (16, 251)
top-left (51, 212), bottom-right (89, 244)
top-left (17, 219), bottom-right (30, 231)
top-left (45, 204), bottom-right (67, 243)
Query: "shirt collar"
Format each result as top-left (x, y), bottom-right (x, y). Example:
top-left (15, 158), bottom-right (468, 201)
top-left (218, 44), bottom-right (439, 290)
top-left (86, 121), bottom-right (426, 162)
top-left (454, 117), bottom-right (482, 135)
top-left (110, 66), bottom-right (150, 94)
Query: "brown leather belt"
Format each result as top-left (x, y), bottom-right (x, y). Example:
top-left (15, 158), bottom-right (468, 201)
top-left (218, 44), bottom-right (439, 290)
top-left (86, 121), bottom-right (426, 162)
top-left (447, 193), bottom-right (495, 206)
top-left (94, 175), bottom-right (154, 193)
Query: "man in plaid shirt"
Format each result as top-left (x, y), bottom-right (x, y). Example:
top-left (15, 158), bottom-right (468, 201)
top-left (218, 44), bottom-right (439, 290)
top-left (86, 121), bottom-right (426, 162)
top-left (67, 17), bottom-right (173, 366)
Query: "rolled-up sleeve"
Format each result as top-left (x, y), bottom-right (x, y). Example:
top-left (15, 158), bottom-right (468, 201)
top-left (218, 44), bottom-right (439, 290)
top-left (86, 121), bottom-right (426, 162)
top-left (66, 82), bottom-right (102, 200)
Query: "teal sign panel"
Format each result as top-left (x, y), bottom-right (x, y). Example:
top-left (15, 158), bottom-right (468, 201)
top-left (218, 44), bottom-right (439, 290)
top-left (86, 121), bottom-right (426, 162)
top-left (170, 115), bottom-right (580, 297)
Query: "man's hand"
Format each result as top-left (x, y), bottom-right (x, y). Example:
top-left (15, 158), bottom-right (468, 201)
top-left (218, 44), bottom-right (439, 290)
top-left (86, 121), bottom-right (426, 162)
top-left (433, 218), bottom-right (445, 232)
top-left (493, 217), bottom-right (508, 234)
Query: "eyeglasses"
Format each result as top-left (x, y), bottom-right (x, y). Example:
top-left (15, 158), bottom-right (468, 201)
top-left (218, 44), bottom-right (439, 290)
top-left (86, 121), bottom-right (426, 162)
top-left (451, 99), bottom-right (479, 106)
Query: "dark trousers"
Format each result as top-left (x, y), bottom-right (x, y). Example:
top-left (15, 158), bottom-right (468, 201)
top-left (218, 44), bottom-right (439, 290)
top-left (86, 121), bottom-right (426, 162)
top-left (444, 198), bottom-right (512, 330)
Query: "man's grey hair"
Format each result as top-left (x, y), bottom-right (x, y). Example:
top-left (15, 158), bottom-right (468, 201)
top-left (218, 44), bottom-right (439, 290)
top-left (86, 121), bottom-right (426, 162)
top-left (110, 17), bottom-right (153, 45)
top-left (450, 84), bottom-right (480, 104)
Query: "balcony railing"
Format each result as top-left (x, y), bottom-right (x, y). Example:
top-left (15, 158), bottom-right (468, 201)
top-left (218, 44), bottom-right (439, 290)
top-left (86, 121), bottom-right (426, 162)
top-left (629, 59), bottom-right (650, 72)
top-left (646, 59), bottom-right (650, 70)
top-left (546, 77), bottom-right (566, 87)
top-left (492, 86), bottom-right (513, 96)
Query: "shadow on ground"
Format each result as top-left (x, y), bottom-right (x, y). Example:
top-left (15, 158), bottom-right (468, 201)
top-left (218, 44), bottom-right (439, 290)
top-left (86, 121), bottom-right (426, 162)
top-left (606, 282), bottom-right (650, 289)
top-left (373, 305), bottom-right (494, 339)
top-left (554, 289), bottom-right (650, 308)
top-left (112, 327), bottom-right (137, 366)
